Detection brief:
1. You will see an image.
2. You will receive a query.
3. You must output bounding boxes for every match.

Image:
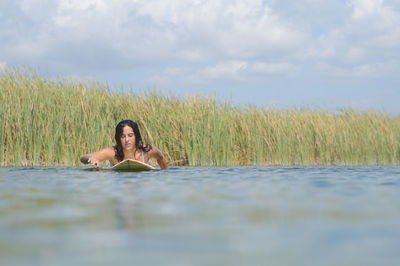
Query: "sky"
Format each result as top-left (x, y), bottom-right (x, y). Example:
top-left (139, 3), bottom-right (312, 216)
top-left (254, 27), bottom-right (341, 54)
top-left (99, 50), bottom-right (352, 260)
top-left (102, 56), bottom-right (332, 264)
top-left (1, 0), bottom-right (399, 113)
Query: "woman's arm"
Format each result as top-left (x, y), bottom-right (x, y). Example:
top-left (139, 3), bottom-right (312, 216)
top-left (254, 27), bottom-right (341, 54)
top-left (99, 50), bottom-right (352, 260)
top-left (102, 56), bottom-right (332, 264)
top-left (80, 146), bottom-right (115, 167)
top-left (148, 146), bottom-right (168, 169)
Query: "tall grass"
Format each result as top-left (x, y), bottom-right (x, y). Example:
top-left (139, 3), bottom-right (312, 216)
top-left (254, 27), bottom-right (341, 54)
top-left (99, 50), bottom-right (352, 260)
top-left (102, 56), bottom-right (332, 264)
top-left (1, 67), bottom-right (399, 166)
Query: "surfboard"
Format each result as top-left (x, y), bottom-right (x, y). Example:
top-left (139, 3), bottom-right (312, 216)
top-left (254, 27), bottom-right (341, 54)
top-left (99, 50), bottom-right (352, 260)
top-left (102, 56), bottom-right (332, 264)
top-left (111, 159), bottom-right (155, 172)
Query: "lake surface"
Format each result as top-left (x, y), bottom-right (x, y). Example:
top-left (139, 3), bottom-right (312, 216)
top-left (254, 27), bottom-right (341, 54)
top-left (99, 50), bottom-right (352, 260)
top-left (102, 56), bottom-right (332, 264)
top-left (1, 166), bottom-right (399, 266)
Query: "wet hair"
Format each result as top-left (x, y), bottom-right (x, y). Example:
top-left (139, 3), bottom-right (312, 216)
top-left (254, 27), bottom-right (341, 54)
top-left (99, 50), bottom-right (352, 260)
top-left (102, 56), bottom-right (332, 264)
top-left (114, 120), bottom-right (152, 162)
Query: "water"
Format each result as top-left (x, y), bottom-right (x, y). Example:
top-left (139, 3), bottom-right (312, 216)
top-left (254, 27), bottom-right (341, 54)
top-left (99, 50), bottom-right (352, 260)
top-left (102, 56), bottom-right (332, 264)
top-left (1, 166), bottom-right (400, 266)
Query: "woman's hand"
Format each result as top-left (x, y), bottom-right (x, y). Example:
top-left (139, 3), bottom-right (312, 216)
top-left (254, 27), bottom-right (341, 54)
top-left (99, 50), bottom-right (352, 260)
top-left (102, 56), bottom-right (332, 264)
top-left (87, 155), bottom-right (100, 167)
top-left (80, 154), bottom-right (100, 167)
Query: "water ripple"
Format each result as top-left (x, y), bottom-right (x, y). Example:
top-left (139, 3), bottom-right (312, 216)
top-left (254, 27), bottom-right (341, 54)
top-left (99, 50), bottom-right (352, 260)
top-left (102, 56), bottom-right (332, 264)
top-left (1, 166), bottom-right (400, 266)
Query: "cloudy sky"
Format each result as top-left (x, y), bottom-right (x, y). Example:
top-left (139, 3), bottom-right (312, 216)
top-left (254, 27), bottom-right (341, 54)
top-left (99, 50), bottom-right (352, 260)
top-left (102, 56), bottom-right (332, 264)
top-left (1, 0), bottom-right (399, 113)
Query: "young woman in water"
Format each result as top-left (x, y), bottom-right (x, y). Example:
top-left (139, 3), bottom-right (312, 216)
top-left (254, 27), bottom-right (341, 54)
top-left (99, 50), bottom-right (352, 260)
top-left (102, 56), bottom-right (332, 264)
top-left (80, 120), bottom-right (168, 169)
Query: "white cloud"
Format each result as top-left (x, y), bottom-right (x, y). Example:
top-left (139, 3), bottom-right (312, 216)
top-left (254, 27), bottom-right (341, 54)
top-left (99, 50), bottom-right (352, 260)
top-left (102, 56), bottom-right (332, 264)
top-left (45, 0), bottom-right (305, 60)
top-left (250, 62), bottom-right (298, 74)
top-left (150, 61), bottom-right (249, 85)
top-left (348, 0), bottom-right (400, 47)
top-left (214, 0), bottom-right (306, 57)
top-left (296, 0), bottom-right (400, 79)
top-left (1, 0), bottom-right (399, 107)
top-left (148, 67), bottom-right (189, 85)
top-left (300, 30), bottom-right (341, 60)
top-left (177, 49), bottom-right (207, 62)
top-left (350, 0), bottom-right (384, 19)
top-left (8, 34), bottom-right (51, 57)
top-left (332, 64), bottom-right (374, 77)
top-left (317, 61), bottom-right (397, 78)
top-left (19, 0), bottom-right (56, 20)
top-left (194, 61), bottom-right (248, 82)
top-left (163, 67), bottom-right (185, 76)
top-left (149, 60), bottom-right (297, 86)
top-left (345, 47), bottom-right (366, 63)
top-left (53, 0), bottom-right (111, 28)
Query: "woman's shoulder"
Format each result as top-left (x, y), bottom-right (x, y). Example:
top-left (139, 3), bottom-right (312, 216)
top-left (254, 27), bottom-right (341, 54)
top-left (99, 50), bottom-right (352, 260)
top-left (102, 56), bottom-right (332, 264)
top-left (104, 146), bottom-right (118, 162)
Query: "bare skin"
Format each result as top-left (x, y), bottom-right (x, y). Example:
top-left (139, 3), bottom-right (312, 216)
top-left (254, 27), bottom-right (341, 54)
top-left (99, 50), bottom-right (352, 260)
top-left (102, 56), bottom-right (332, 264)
top-left (80, 126), bottom-right (168, 169)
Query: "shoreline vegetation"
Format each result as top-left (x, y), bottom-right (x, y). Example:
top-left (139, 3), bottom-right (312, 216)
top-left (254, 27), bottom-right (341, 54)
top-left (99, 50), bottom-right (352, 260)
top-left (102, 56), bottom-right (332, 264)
top-left (1, 67), bottom-right (399, 166)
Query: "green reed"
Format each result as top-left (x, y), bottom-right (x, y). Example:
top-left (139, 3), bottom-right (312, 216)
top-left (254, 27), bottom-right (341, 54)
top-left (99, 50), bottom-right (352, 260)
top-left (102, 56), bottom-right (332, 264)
top-left (1, 67), bottom-right (399, 166)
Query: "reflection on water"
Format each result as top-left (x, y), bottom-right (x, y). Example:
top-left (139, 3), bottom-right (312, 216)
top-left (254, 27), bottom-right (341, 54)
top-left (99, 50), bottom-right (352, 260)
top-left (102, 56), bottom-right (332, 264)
top-left (1, 166), bottom-right (400, 266)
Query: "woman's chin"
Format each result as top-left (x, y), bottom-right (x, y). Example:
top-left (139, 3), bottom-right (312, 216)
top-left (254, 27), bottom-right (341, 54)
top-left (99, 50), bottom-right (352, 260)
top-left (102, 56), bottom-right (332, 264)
top-left (123, 145), bottom-right (133, 151)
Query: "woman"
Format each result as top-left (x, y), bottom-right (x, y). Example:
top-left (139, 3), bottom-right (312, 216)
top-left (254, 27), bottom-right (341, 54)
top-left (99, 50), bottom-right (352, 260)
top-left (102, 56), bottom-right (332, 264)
top-left (80, 120), bottom-right (168, 169)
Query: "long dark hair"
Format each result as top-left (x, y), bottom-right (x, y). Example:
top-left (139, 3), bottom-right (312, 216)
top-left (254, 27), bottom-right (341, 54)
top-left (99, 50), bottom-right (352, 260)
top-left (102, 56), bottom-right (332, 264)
top-left (114, 120), bottom-right (152, 162)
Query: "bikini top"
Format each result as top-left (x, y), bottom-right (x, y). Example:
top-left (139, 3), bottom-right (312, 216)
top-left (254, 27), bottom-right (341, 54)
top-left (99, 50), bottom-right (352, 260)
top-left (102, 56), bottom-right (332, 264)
top-left (141, 151), bottom-right (152, 166)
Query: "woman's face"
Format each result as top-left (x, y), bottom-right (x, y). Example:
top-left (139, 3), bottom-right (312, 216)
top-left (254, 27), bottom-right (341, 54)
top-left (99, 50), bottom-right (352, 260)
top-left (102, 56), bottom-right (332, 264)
top-left (120, 126), bottom-right (135, 151)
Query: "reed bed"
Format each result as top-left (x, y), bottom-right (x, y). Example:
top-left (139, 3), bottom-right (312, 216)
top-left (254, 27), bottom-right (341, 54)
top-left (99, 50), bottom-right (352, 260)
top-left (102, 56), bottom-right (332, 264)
top-left (1, 67), bottom-right (399, 166)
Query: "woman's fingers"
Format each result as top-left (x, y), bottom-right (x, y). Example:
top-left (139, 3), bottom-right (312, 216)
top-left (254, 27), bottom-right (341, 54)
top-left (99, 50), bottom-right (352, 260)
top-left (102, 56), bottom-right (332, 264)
top-left (88, 157), bottom-right (99, 167)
